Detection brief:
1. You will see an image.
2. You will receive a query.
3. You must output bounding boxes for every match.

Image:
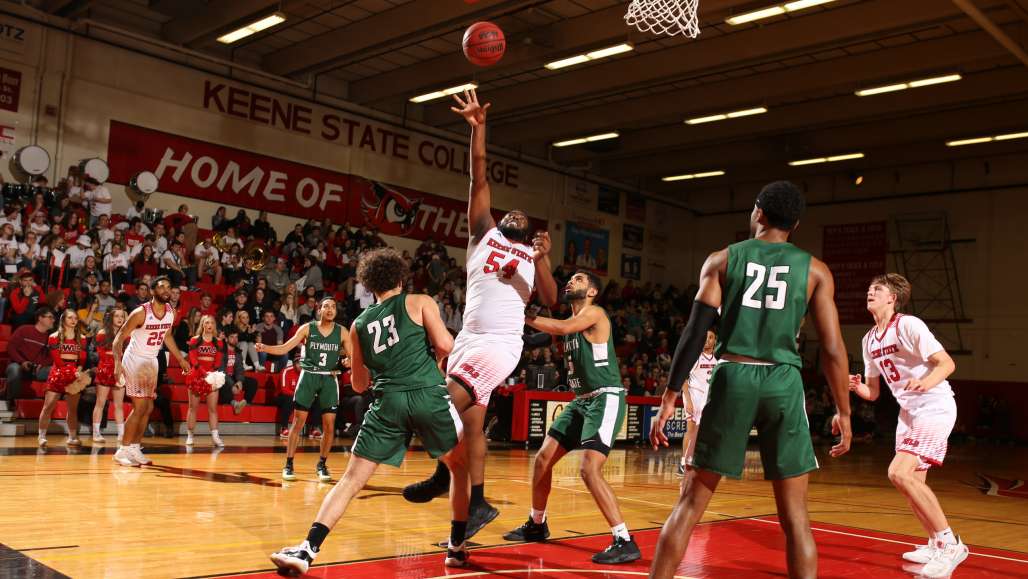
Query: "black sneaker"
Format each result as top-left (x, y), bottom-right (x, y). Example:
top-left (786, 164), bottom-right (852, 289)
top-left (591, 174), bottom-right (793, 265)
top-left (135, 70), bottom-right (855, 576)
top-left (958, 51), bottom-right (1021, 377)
top-left (282, 463), bottom-right (296, 481)
top-left (676, 463), bottom-right (686, 477)
top-left (270, 540), bottom-right (317, 574)
top-left (316, 462), bottom-right (331, 482)
top-left (444, 541), bottom-right (469, 568)
top-left (592, 537), bottom-right (642, 564)
top-left (402, 475), bottom-right (449, 503)
top-left (503, 518), bottom-right (550, 542)
top-left (465, 501), bottom-right (500, 540)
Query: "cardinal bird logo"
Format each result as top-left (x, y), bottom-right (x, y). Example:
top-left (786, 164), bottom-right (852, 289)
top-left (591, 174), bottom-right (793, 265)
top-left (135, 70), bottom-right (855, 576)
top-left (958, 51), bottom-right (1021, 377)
top-left (970, 474), bottom-right (1028, 499)
top-left (360, 180), bottom-right (422, 235)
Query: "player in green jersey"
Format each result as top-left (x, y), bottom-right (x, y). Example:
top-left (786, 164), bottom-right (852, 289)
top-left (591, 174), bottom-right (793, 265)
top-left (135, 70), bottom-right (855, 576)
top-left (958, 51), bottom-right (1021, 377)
top-left (270, 248), bottom-right (468, 575)
top-left (502, 270), bottom-right (641, 564)
top-left (258, 297), bottom-right (351, 482)
top-left (649, 181), bottom-right (852, 579)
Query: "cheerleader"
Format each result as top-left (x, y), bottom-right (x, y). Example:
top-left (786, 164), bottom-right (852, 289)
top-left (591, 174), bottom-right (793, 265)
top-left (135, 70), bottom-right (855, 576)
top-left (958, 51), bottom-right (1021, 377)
top-left (38, 309), bottom-right (88, 446)
top-left (185, 315), bottom-right (225, 447)
top-left (91, 307), bottom-right (127, 443)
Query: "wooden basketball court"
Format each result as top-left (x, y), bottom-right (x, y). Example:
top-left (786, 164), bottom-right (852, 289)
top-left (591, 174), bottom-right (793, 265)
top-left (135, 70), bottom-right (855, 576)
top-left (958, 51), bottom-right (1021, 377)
top-left (1, 437), bottom-right (1025, 578)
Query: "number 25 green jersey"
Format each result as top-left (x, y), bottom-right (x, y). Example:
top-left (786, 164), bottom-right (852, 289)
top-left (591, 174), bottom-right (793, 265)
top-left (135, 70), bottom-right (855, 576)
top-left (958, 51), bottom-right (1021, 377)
top-left (716, 239), bottom-right (811, 368)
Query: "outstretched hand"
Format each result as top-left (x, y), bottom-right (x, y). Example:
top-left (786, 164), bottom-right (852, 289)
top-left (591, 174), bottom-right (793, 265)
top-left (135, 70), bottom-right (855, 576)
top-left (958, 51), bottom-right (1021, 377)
top-left (532, 231), bottom-right (552, 261)
top-left (451, 88), bottom-right (491, 127)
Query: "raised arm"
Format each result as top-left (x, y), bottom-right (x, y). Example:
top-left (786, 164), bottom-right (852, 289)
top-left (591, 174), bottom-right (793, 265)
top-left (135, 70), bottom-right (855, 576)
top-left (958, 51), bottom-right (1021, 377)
top-left (527, 305), bottom-right (603, 336)
top-left (451, 88), bottom-right (495, 241)
top-left (808, 258), bottom-right (851, 458)
top-left (348, 324), bottom-right (369, 393)
top-left (532, 232), bottom-right (558, 308)
top-left (258, 323), bottom-right (308, 356)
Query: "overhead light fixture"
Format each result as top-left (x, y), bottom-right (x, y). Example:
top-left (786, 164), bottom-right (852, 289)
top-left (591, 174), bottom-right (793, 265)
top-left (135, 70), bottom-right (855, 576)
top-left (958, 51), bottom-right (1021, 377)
top-left (553, 132), bottom-right (620, 148)
top-left (217, 12), bottom-right (286, 44)
top-left (856, 73), bottom-right (962, 97)
top-left (685, 106), bottom-right (767, 125)
top-left (726, 0), bottom-right (834, 26)
top-left (662, 170), bottom-right (726, 182)
top-left (545, 43), bottom-right (634, 70)
top-left (410, 82), bottom-right (478, 103)
top-left (788, 152), bottom-right (864, 166)
top-left (946, 130), bottom-right (1028, 147)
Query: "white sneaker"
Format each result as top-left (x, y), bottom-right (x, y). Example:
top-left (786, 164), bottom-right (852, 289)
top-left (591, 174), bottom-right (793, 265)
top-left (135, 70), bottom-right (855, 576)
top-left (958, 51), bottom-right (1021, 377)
top-left (38, 433), bottom-right (47, 447)
top-left (211, 431), bottom-right (225, 447)
top-left (185, 432), bottom-right (195, 446)
top-left (902, 539), bottom-right (936, 564)
top-left (130, 446), bottom-right (153, 466)
top-left (113, 447), bottom-right (137, 466)
top-left (270, 541), bottom-right (317, 575)
top-left (93, 432), bottom-right (106, 443)
top-left (66, 436), bottom-right (82, 446)
top-left (921, 537), bottom-right (969, 578)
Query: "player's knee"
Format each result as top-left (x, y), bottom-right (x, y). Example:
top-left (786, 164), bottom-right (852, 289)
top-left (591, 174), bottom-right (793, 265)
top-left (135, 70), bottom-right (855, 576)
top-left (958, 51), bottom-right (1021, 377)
top-left (888, 466), bottom-right (915, 489)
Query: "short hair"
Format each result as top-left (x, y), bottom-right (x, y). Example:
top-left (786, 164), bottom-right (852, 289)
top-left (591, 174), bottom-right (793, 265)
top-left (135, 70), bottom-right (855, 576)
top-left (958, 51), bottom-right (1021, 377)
top-left (755, 181), bottom-right (806, 230)
top-left (152, 275), bottom-right (171, 289)
top-left (871, 273), bottom-right (912, 309)
top-left (35, 306), bottom-right (54, 322)
top-left (575, 270), bottom-right (603, 293)
top-left (319, 296), bottom-right (336, 308)
top-left (357, 248), bottom-right (408, 295)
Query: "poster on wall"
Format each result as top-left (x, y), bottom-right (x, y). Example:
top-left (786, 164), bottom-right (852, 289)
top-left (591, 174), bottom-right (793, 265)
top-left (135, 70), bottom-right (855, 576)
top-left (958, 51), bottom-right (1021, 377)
top-left (564, 179), bottom-right (596, 210)
top-left (623, 223), bottom-right (644, 251)
top-left (822, 221), bottom-right (888, 324)
top-left (626, 193), bottom-right (646, 222)
top-left (621, 254), bottom-right (641, 280)
top-left (0, 66), bottom-right (21, 113)
top-left (563, 221), bottom-right (610, 276)
top-left (106, 121), bottom-right (546, 248)
top-left (597, 185), bottom-right (620, 215)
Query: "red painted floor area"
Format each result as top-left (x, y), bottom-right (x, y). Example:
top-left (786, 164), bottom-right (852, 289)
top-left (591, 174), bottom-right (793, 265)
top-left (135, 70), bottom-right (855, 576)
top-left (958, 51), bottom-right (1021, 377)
top-left (232, 518), bottom-right (1028, 578)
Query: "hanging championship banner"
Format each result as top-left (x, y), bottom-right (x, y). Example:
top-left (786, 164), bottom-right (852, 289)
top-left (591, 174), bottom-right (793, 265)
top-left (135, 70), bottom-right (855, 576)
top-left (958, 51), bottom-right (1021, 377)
top-left (822, 221), bottom-right (888, 324)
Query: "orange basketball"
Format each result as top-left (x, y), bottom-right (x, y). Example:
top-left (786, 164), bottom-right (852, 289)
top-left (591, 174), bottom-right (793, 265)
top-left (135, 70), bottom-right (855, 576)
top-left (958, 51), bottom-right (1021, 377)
top-left (463, 21), bottom-right (505, 67)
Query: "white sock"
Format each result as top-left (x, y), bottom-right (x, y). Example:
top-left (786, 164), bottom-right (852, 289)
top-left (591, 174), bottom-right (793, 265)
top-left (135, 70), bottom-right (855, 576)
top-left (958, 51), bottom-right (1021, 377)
top-left (211, 429), bottom-right (218, 436)
top-left (681, 456), bottom-right (687, 466)
top-left (93, 422), bottom-right (101, 433)
top-left (611, 523), bottom-right (630, 541)
top-left (935, 527), bottom-right (956, 546)
top-left (530, 508), bottom-right (546, 524)
top-left (117, 424), bottom-right (125, 437)
top-left (131, 443), bottom-right (141, 450)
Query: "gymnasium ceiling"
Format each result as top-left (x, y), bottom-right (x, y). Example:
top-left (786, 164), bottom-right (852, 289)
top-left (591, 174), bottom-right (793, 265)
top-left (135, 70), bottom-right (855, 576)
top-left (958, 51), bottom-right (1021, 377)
top-left (27, 0), bottom-right (1028, 205)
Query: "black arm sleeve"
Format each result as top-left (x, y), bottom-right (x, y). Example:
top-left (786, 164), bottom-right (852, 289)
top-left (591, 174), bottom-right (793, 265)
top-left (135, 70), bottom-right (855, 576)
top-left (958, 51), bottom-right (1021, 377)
top-left (523, 331), bottom-right (553, 348)
top-left (666, 301), bottom-right (719, 393)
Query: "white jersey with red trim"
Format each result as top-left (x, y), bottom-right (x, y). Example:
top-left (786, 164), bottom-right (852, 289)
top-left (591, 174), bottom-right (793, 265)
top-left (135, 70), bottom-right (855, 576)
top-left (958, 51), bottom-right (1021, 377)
top-left (125, 301), bottom-right (175, 359)
top-left (688, 352), bottom-right (719, 396)
top-left (862, 314), bottom-right (953, 414)
top-left (461, 227), bottom-right (536, 336)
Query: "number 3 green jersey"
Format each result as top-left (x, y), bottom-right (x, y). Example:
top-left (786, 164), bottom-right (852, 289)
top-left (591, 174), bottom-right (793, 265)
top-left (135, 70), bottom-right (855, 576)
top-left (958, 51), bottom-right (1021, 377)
top-left (300, 321), bottom-right (343, 372)
top-left (717, 239), bottom-right (811, 368)
top-left (354, 293), bottom-right (445, 392)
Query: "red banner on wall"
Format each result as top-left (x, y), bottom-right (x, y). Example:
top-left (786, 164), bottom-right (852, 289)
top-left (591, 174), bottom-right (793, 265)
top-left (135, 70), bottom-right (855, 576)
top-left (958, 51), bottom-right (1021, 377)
top-left (107, 121), bottom-right (546, 248)
top-left (822, 221), bottom-right (888, 325)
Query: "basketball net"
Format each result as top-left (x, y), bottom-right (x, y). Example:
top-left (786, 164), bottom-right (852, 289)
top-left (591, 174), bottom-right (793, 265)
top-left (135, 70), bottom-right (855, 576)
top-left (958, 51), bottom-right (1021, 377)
top-left (624, 0), bottom-right (700, 38)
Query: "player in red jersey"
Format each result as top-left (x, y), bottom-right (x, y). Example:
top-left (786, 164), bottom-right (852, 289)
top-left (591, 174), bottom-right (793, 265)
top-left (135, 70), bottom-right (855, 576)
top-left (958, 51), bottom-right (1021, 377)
top-left (185, 315), bottom-right (225, 448)
top-left (91, 307), bottom-right (128, 444)
top-left (849, 274), bottom-right (966, 578)
top-left (37, 309), bottom-right (88, 447)
top-left (113, 276), bottom-right (191, 466)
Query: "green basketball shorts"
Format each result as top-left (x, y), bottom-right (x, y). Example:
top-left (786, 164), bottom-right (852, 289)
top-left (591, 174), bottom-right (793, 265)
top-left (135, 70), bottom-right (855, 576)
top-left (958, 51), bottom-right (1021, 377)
top-left (547, 388), bottom-right (626, 456)
top-left (352, 385), bottom-right (462, 467)
top-left (692, 363), bottom-right (817, 480)
top-left (293, 371), bottom-right (339, 412)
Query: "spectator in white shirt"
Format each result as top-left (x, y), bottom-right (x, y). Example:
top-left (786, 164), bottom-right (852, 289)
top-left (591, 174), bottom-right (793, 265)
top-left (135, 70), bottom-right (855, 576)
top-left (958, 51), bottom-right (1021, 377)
top-left (194, 237), bottom-right (222, 285)
top-left (221, 226), bottom-right (243, 250)
top-left (354, 281), bottom-right (375, 309)
top-left (94, 214), bottom-right (114, 247)
top-left (17, 231), bottom-right (42, 269)
top-left (27, 212), bottom-right (50, 237)
top-left (124, 200), bottom-right (145, 224)
top-left (103, 243), bottom-right (130, 287)
top-left (82, 177), bottom-right (112, 226)
top-left (0, 223), bottom-right (18, 267)
top-left (151, 222), bottom-right (169, 255)
top-left (67, 235), bottom-right (93, 269)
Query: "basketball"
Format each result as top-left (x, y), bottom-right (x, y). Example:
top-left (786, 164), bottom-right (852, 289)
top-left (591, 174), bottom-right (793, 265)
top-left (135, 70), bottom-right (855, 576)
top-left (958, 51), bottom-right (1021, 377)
top-left (462, 21), bottom-right (505, 67)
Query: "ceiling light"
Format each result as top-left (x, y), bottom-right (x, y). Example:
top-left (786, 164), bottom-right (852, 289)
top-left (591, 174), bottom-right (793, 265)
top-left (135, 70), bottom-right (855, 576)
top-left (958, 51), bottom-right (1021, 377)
top-left (553, 132), bottom-right (620, 147)
top-left (545, 43), bottom-right (634, 70)
top-left (686, 106), bottom-right (767, 125)
top-left (410, 82), bottom-right (478, 103)
top-left (946, 137), bottom-right (993, 147)
top-left (217, 12), bottom-right (286, 44)
top-left (856, 73), bottom-right (962, 97)
top-left (662, 170), bottom-right (726, 182)
top-left (788, 152), bottom-right (863, 166)
top-left (726, 0), bottom-right (835, 26)
top-left (994, 131), bottom-right (1028, 141)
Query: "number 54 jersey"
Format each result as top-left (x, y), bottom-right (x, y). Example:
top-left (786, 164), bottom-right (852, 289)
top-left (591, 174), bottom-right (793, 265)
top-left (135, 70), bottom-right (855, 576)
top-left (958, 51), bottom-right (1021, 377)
top-left (862, 314), bottom-right (954, 413)
top-left (462, 227), bottom-right (536, 336)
